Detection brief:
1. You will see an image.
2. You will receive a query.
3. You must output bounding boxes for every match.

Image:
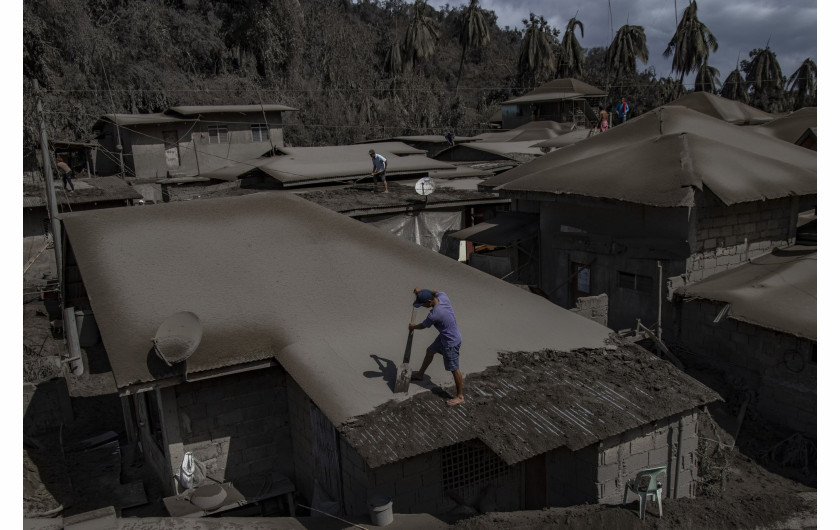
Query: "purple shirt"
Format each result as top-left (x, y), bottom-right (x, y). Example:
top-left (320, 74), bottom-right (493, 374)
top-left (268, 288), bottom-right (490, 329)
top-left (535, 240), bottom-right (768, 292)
top-left (422, 292), bottom-right (461, 347)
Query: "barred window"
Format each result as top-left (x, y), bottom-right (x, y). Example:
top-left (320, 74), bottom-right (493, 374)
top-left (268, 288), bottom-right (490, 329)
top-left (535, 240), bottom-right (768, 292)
top-left (617, 271), bottom-right (653, 292)
top-left (441, 441), bottom-right (513, 500)
top-left (251, 123), bottom-right (269, 142)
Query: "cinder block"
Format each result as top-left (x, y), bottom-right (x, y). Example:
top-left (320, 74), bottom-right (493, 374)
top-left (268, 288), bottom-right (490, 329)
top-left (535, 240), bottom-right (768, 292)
top-left (625, 452), bottom-right (648, 473)
top-left (630, 436), bottom-right (655, 455)
top-left (647, 446), bottom-right (669, 466)
top-left (595, 463), bottom-right (619, 483)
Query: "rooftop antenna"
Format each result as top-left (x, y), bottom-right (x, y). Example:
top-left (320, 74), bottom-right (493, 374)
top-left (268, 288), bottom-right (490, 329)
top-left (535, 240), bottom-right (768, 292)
top-left (152, 311), bottom-right (203, 381)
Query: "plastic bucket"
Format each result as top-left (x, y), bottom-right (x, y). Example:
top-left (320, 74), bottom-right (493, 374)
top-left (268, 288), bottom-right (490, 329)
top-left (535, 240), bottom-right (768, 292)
top-left (367, 495), bottom-right (393, 526)
top-left (74, 308), bottom-right (100, 348)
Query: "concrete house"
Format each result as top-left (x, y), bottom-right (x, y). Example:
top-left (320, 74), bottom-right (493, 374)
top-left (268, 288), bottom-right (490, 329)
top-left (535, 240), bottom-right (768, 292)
top-left (92, 104), bottom-right (297, 180)
top-left (479, 105), bottom-right (817, 339)
top-left (59, 192), bottom-right (718, 517)
top-left (672, 245), bottom-right (816, 437)
top-left (501, 78), bottom-right (606, 130)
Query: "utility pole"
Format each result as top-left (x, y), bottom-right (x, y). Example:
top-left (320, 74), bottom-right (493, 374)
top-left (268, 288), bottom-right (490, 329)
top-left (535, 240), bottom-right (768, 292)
top-left (34, 79), bottom-right (64, 283)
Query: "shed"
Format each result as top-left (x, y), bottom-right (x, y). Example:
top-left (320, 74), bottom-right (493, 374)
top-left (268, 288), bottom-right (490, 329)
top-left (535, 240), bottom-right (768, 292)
top-left (501, 78), bottom-right (606, 130)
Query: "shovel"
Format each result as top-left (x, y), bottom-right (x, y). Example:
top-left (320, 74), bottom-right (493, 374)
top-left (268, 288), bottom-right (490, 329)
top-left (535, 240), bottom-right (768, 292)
top-left (394, 307), bottom-right (416, 393)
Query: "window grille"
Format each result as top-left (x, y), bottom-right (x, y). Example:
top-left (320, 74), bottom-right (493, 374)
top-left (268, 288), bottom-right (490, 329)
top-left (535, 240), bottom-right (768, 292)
top-left (208, 125), bottom-right (228, 144)
top-left (251, 123), bottom-right (269, 142)
top-left (441, 440), bottom-right (513, 501)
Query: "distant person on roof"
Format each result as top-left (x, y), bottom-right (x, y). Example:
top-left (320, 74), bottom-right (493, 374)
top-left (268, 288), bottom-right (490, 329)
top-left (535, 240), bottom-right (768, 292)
top-left (409, 288), bottom-right (464, 406)
top-left (368, 149), bottom-right (389, 193)
top-left (56, 156), bottom-right (74, 193)
top-left (615, 97), bottom-right (630, 124)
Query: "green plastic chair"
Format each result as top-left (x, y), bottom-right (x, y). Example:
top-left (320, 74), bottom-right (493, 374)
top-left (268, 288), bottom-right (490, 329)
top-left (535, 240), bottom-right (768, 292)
top-left (623, 465), bottom-right (667, 520)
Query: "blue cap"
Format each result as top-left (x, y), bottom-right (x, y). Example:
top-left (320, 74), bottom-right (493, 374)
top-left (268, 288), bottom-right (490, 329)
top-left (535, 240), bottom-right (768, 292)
top-left (413, 289), bottom-right (434, 307)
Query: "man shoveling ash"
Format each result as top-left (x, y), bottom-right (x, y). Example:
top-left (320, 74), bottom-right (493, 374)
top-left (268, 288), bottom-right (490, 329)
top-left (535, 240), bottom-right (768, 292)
top-left (409, 288), bottom-right (464, 406)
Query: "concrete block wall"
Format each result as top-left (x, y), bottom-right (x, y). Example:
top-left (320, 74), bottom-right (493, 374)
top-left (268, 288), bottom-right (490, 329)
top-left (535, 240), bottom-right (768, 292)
top-left (677, 300), bottom-right (816, 436)
top-left (286, 376), bottom-right (317, 507)
top-left (569, 293), bottom-right (608, 326)
top-left (686, 197), bottom-right (797, 283)
top-left (169, 366), bottom-right (294, 485)
top-left (340, 444), bottom-right (460, 516)
top-left (547, 411), bottom-right (699, 506)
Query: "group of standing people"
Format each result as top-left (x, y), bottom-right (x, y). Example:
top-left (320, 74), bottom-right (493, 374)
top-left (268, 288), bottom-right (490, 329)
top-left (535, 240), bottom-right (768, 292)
top-left (598, 97), bottom-right (630, 133)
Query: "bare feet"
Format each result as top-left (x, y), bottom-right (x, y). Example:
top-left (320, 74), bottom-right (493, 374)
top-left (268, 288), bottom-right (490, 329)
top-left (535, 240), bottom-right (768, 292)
top-left (410, 372), bottom-right (424, 381)
top-left (447, 396), bottom-right (464, 406)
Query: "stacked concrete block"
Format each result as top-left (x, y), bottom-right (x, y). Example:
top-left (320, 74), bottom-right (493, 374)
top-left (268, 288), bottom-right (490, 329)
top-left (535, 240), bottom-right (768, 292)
top-left (169, 367), bottom-right (294, 485)
top-left (677, 300), bottom-right (816, 436)
top-left (569, 293), bottom-right (608, 326)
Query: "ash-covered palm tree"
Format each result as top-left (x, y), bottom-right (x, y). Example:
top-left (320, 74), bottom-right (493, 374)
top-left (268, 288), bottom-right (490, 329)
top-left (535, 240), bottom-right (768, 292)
top-left (720, 67), bottom-right (748, 102)
top-left (456, 0), bottom-right (491, 89)
top-left (658, 77), bottom-right (685, 104)
top-left (403, 0), bottom-right (440, 71)
top-left (664, 0), bottom-right (718, 85)
top-left (517, 13), bottom-right (556, 89)
top-left (787, 57), bottom-right (817, 109)
top-left (556, 17), bottom-right (585, 78)
top-left (693, 61), bottom-right (720, 93)
top-left (606, 24), bottom-right (648, 85)
top-left (745, 45), bottom-right (785, 111)
top-left (384, 41), bottom-right (404, 76)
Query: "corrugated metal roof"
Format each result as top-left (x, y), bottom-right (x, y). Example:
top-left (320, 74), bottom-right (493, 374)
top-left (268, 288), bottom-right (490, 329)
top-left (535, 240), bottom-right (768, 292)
top-left (449, 212), bottom-right (538, 245)
top-left (481, 106), bottom-right (816, 207)
top-left (502, 79), bottom-right (606, 105)
top-left (169, 105), bottom-right (297, 115)
top-left (96, 113), bottom-right (195, 127)
top-left (678, 245), bottom-right (816, 340)
top-left (340, 345), bottom-right (720, 468)
top-left (664, 92), bottom-right (775, 125)
top-left (755, 107), bottom-right (817, 144)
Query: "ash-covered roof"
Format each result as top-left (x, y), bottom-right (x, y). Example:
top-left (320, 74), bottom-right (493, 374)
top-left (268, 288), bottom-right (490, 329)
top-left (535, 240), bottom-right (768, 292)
top-left (24, 177), bottom-right (142, 208)
top-left (203, 143), bottom-right (455, 185)
top-left (664, 92), bottom-right (775, 125)
top-left (341, 345), bottom-right (720, 468)
top-left (168, 104), bottom-right (297, 115)
top-left (502, 78), bottom-right (606, 104)
top-left (755, 107), bottom-right (817, 145)
top-left (296, 182), bottom-right (505, 216)
top-left (61, 192), bottom-right (613, 426)
top-left (480, 106), bottom-right (816, 207)
top-left (677, 245), bottom-right (816, 340)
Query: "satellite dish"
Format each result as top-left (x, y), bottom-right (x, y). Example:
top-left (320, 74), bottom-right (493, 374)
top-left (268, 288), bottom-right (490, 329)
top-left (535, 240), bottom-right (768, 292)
top-left (415, 177), bottom-right (436, 196)
top-left (152, 311), bottom-right (202, 367)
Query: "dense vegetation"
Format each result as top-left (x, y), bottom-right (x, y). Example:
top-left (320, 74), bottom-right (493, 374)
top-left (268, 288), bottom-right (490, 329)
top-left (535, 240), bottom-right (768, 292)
top-left (23, 0), bottom-right (816, 152)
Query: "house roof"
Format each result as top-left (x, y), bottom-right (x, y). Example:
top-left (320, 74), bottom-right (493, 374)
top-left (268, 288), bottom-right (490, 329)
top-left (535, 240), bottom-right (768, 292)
top-left (95, 113), bottom-right (195, 128)
top-left (755, 107), bottom-right (817, 144)
top-left (502, 79), bottom-right (606, 105)
top-left (24, 177), bottom-right (142, 208)
top-left (664, 92), bottom-right (775, 125)
top-left (449, 211), bottom-right (538, 246)
top-left (677, 245), bottom-right (816, 341)
top-left (480, 106), bottom-right (816, 207)
top-left (470, 121), bottom-right (577, 143)
top-left (342, 344), bottom-right (720, 468)
top-left (168, 105), bottom-right (297, 115)
top-left (60, 192), bottom-right (616, 428)
top-left (438, 141), bottom-right (545, 162)
top-left (203, 143), bottom-right (456, 186)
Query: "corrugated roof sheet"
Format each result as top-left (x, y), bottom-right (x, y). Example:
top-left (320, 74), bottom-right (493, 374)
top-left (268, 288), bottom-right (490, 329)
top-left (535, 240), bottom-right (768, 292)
top-left (481, 106), bottom-right (816, 207)
top-left (755, 107), bottom-right (817, 144)
top-left (24, 177), bottom-right (142, 207)
top-left (664, 92), bottom-right (775, 125)
top-left (169, 105), bottom-right (297, 115)
top-left (678, 245), bottom-right (816, 340)
top-left (502, 79), bottom-right (606, 105)
top-left (341, 346), bottom-right (720, 468)
top-left (449, 212), bottom-right (538, 245)
top-left (61, 192), bottom-right (614, 426)
top-left (96, 113), bottom-right (195, 127)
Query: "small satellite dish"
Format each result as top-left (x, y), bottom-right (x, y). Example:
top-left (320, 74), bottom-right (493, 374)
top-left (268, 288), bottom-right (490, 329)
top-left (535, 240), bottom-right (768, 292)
top-left (415, 177), bottom-right (436, 196)
top-left (152, 311), bottom-right (202, 367)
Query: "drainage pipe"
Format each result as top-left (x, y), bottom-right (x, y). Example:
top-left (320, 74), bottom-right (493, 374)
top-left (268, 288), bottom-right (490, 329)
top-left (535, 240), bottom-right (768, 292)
top-left (673, 417), bottom-right (686, 498)
top-left (63, 307), bottom-right (84, 375)
top-left (657, 260), bottom-right (663, 340)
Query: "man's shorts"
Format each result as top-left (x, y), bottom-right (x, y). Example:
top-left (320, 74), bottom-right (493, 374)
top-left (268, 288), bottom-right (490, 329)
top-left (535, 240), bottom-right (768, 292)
top-left (373, 171), bottom-right (387, 182)
top-left (429, 336), bottom-right (460, 371)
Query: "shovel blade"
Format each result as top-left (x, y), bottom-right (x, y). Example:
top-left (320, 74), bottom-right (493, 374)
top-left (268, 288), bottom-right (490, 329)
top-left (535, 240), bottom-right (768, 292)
top-left (394, 363), bottom-right (412, 393)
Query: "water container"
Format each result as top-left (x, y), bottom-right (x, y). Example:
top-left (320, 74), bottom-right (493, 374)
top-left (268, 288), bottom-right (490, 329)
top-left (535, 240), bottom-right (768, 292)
top-left (367, 494), bottom-right (393, 526)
